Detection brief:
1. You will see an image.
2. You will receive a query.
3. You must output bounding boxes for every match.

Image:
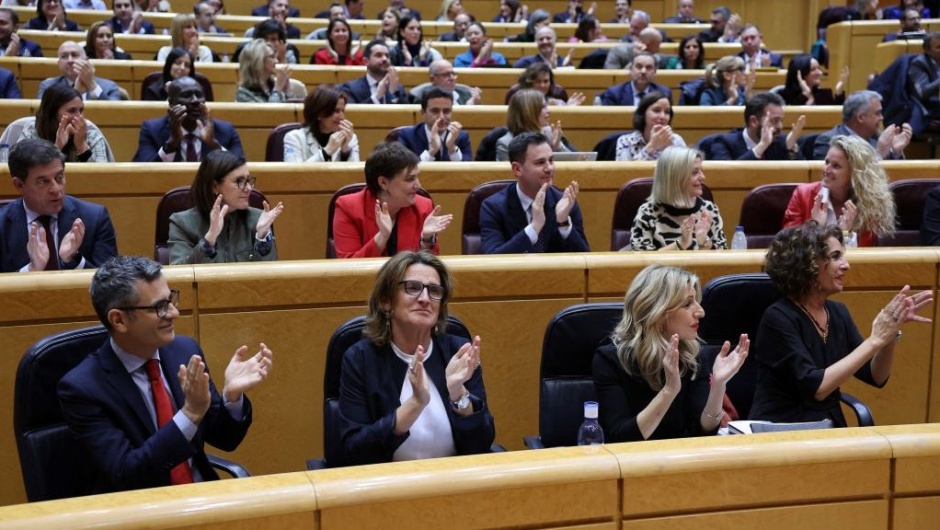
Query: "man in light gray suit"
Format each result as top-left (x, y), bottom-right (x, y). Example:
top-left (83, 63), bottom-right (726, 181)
top-left (410, 59), bottom-right (482, 106)
top-left (37, 41), bottom-right (123, 101)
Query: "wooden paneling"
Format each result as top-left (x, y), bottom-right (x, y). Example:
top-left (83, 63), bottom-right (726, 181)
top-left (622, 501), bottom-right (889, 530)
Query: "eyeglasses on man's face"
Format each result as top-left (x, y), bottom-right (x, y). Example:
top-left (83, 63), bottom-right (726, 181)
top-left (118, 290), bottom-right (180, 319)
top-left (399, 280), bottom-right (445, 300)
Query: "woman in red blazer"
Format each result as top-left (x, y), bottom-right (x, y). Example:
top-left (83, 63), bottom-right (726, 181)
top-left (312, 18), bottom-right (365, 66)
top-left (783, 135), bottom-right (896, 247)
top-left (333, 143), bottom-right (453, 258)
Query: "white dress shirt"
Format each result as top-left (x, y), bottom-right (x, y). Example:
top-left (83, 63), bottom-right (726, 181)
top-left (418, 123), bottom-right (463, 162)
top-left (390, 340), bottom-right (457, 461)
top-left (19, 200), bottom-right (86, 272)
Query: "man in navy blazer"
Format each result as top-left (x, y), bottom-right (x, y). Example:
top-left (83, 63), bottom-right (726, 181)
top-left (512, 27), bottom-right (567, 69)
top-left (598, 52), bottom-right (672, 106)
top-left (737, 25), bottom-right (783, 71)
top-left (134, 77), bottom-right (244, 162)
top-left (108, 0), bottom-right (156, 34)
top-left (58, 256), bottom-right (273, 493)
top-left (710, 93), bottom-right (805, 161)
top-left (480, 132), bottom-right (589, 254)
top-left (0, 66), bottom-right (20, 98)
top-left (396, 87), bottom-right (472, 161)
top-left (341, 40), bottom-right (410, 104)
top-left (0, 9), bottom-right (43, 57)
top-left (0, 139), bottom-right (117, 273)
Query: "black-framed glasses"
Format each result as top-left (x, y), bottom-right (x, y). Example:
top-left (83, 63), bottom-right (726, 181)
top-left (234, 176), bottom-right (257, 190)
top-left (399, 280), bottom-right (445, 301)
top-left (117, 290), bottom-right (180, 318)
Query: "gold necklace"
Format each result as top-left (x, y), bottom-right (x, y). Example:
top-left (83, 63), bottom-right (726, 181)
top-left (797, 302), bottom-right (830, 344)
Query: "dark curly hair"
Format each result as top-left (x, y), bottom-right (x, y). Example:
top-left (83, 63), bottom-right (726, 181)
top-left (765, 221), bottom-right (844, 299)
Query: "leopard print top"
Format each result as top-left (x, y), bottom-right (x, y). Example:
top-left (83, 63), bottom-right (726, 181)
top-left (630, 197), bottom-right (727, 251)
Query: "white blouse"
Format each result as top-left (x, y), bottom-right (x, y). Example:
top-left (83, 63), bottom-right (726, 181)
top-left (390, 340), bottom-right (456, 462)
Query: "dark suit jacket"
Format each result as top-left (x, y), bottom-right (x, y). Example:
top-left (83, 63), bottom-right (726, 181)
top-left (58, 336), bottom-right (252, 493)
top-left (38, 75), bottom-right (122, 101)
top-left (480, 182), bottom-right (589, 254)
top-left (133, 116), bottom-right (245, 162)
top-left (512, 54), bottom-right (565, 69)
top-left (812, 123), bottom-right (903, 160)
top-left (396, 123), bottom-right (472, 161)
top-left (664, 15), bottom-right (704, 23)
top-left (552, 10), bottom-right (584, 23)
top-left (0, 37), bottom-right (43, 57)
top-left (736, 50), bottom-right (784, 68)
top-left (251, 4), bottom-right (300, 17)
top-left (907, 53), bottom-right (940, 117)
top-left (339, 334), bottom-right (495, 466)
top-left (919, 185), bottom-right (940, 246)
top-left (0, 196), bottom-right (118, 272)
top-left (0, 67), bottom-right (20, 99)
top-left (598, 81), bottom-right (672, 106)
top-left (340, 76), bottom-right (409, 104)
top-left (26, 16), bottom-right (80, 31)
top-left (107, 16), bottom-right (156, 34)
top-left (710, 129), bottom-right (803, 161)
top-left (438, 31), bottom-right (462, 42)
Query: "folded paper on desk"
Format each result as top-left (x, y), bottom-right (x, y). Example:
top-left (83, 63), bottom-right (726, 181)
top-left (728, 419), bottom-right (834, 434)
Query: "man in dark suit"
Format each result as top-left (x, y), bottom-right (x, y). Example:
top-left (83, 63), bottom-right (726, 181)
top-left (512, 27), bottom-right (567, 69)
top-left (737, 25), bottom-right (783, 71)
top-left (377, 0), bottom-right (420, 20)
top-left (58, 255), bottom-right (273, 493)
top-left (0, 9), bottom-right (43, 57)
top-left (0, 66), bottom-right (20, 98)
top-left (134, 77), bottom-right (244, 162)
top-left (340, 40), bottom-right (409, 104)
top-left (0, 139), bottom-right (117, 273)
top-left (38, 41), bottom-right (123, 100)
top-left (553, 0), bottom-right (587, 23)
top-left (439, 12), bottom-right (471, 42)
top-left (665, 0), bottom-right (704, 23)
top-left (710, 93), bottom-right (805, 161)
top-left (598, 52), bottom-right (672, 106)
top-left (108, 0), bottom-right (155, 34)
top-left (480, 132), bottom-right (589, 254)
top-left (883, 8), bottom-right (923, 41)
top-left (251, 0), bottom-right (299, 18)
top-left (907, 31), bottom-right (940, 120)
top-left (396, 87), bottom-right (472, 161)
top-left (812, 90), bottom-right (911, 160)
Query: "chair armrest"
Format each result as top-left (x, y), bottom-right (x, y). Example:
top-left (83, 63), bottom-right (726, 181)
top-left (489, 444), bottom-right (508, 453)
top-left (306, 459), bottom-right (327, 470)
top-left (840, 392), bottom-right (875, 427)
top-left (208, 454), bottom-right (251, 478)
top-left (523, 436), bottom-right (545, 449)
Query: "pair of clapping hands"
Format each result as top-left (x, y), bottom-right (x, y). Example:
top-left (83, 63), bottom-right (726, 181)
top-left (373, 200), bottom-right (453, 244)
top-left (677, 210), bottom-right (713, 250)
top-left (530, 181), bottom-right (579, 234)
top-left (405, 336), bottom-right (482, 408)
top-left (178, 344), bottom-right (274, 425)
top-left (427, 117), bottom-right (463, 158)
top-left (204, 194), bottom-right (285, 246)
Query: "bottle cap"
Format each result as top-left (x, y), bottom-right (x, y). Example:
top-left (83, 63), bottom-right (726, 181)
top-left (735, 226), bottom-right (744, 231)
top-left (584, 401), bottom-right (599, 419)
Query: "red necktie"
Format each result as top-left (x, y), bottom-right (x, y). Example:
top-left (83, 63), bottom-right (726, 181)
top-left (36, 215), bottom-right (59, 271)
top-left (145, 359), bottom-right (194, 485)
top-left (185, 135), bottom-right (198, 162)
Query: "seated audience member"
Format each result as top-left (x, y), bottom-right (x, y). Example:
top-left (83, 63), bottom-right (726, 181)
top-left (157, 14), bottom-right (214, 63)
top-left (779, 54), bottom-right (847, 105)
top-left (134, 0), bottom-right (169, 13)
top-left (554, 0), bottom-right (590, 23)
top-left (493, 0), bottom-right (525, 22)
top-left (64, 0), bottom-right (104, 9)
top-left (307, 4), bottom-right (359, 39)
top-left (883, 0), bottom-right (930, 19)
top-left (284, 86), bottom-right (359, 162)
top-left (333, 142), bottom-right (451, 258)
top-left (26, 0), bottom-right (80, 30)
top-left (920, 184), bottom-right (940, 245)
top-left (207, 0), bottom-right (225, 14)
top-left (343, 0), bottom-right (364, 19)
top-left (17, 84), bottom-right (112, 162)
top-left (610, 0), bottom-right (631, 23)
top-left (514, 26), bottom-right (568, 68)
top-left (376, 7), bottom-right (400, 41)
top-left (737, 25), bottom-right (782, 71)
top-left (785, 135), bottom-right (896, 247)
top-left (883, 8), bottom-right (923, 41)
top-left (698, 6), bottom-right (738, 43)
top-left (496, 89), bottom-right (574, 161)
top-left (58, 255), bottom-right (273, 492)
top-left (907, 32), bottom-right (940, 120)
top-left (711, 93), bottom-right (805, 161)
top-left (481, 132), bottom-right (589, 254)
top-left (340, 40), bottom-right (409, 104)
top-left (0, 66), bottom-right (20, 98)
top-left (812, 90), bottom-right (910, 160)
top-left (455, 22), bottom-right (507, 67)
top-left (437, 0), bottom-right (461, 22)
top-left (0, 8), bottom-right (43, 56)
top-left (339, 250), bottom-right (494, 465)
top-left (313, 19), bottom-right (364, 65)
top-left (569, 15), bottom-right (606, 44)
top-left (392, 16), bottom-right (442, 67)
top-left (251, 0), bottom-right (297, 17)
top-left (169, 151), bottom-right (282, 264)
top-left (507, 9), bottom-right (549, 43)
top-left (620, 10), bottom-right (651, 43)
top-left (249, 0), bottom-right (300, 39)
top-left (616, 91), bottom-right (686, 161)
top-left (666, 34), bottom-right (705, 70)
top-left (439, 11), bottom-right (471, 42)
top-left (236, 39), bottom-right (291, 103)
top-left (854, 0), bottom-right (883, 19)
top-left (630, 146), bottom-right (726, 251)
top-left (38, 41), bottom-right (123, 100)
top-left (597, 52), bottom-right (672, 106)
top-left (143, 48), bottom-right (194, 101)
top-left (134, 76), bottom-right (244, 162)
top-left (237, 19), bottom-right (300, 65)
top-left (594, 264), bottom-right (748, 442)
top-left (637, 28), bottom-right (673, 69)
top-left (411, 59), bottom-right (481, 105)
top-left (665, 0), bottom-right (704, 23)
top-left (700, 55), bottom-right (752, 106)
top-left (603, 42), bottom-right (640, 70)
top-left (381, 0), bottom-right (420, 20)
top-left (85, 21), bottom-right (132, 60)
top-left (195, 1), bottom-right (227, 34)
top-left (0, 138), bottom-right (117, 272)
top-left (397, 87), bottom-right (471, 162)
top-left (109, 0), bottom-right (154, 34)
top-left (506, 63), bottom-right (583, 106)
top-left (750, 221), bottom-right (932, 425)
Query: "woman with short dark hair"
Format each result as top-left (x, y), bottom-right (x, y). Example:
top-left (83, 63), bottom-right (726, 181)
top-left (312, 18), bottom-right (365, 65)
top-left (143, 47), bottom-right (195, 101)
top-left (26, 0), bottom-right (80, 31)
top-left (778, 54), bottom-right (847, 106)
top-left (615, 91), bottom-right (686, 161)
top-left (283, 86), bottom-right (359, 162)
top-left (666, 35), bottom-right (705, 70)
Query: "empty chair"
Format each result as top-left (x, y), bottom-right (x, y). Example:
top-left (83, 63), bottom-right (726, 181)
top-left (694, 132), bottom-right (725, 160)
top-left (264, 122), bottom-right (303, 161)
top-left (739, 183), bottom-right (800, 249)
top-left (461, 180), bottom-right (514, 254)
top-left (610, 178), bottom-right (714, 251)
top-left (592, 131), bottom-right (629, 162)
top-left (875, 178), bottom-right (940, 246)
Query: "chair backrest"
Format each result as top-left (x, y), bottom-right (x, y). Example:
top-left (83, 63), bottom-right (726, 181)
top-left (385, 125), bottom-right (410, 143)
top-left (14, 326), bottom-right (109, 502)
top-left (474, 126), bottom-right (510, 161)
top-left (461, 180), bottom-right (514, 254)
top-left (154, 186), bottom-right (268, 264)
top-left (698, 273), bottom-right (780, 419)
top-left (876, 178), bottom-right (940, 246)
top-left (610, 178), bottom-right (714, 251)
top-left (265, 122), bottom-right (303, 161)
top-left (695, 132), bottom-right (725, 160)
top-left (739, 183), bottom-right (800, 249)
top-left (678, 76), bottom-right (708, 106)
top-left (578, 48), bottom-right (608, 69)
top-left (324, 184), bottom-right (433, 258)
top-left (592, 131), bottom-right (628, 162)
top-left (797, 133), bottom-right (820, 160)
top-left (0, 117), bottom-right (115, 162)
top-left (538, 302), bottom-right (622, 447)
top-left (140, 71), bottom-right (215, 102)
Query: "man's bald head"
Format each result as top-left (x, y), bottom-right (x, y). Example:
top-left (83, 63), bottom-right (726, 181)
top-left (56, 41), bottom-right (86, 80)
top-left (428, 59), bottom-right (457, 90)
top-left (638, 27), bottom-right (662, 53)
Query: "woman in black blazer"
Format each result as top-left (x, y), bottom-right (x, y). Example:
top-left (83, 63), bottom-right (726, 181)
top-left (26, 0), bottom-right (80, 31)
top-left (339, 250), bottom-right (495, 465)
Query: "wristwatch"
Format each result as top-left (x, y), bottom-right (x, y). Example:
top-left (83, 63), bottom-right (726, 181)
top-left (451, 392), bottom-right (471, 411)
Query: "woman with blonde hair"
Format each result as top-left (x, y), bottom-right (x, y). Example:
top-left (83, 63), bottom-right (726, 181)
top-left (783, 135), bottom-right (896, 247)
top-left (495, 89), bottom-right (573, 161)
top-left (700, 55), bottom-right (752, 106)
top-left (377, 7), bottom-right (400, 41)
top-left (594, 264), bottom-right (749, 441)
top-left (437, 0), bottom-right (463, 22)
top-left (157, 14), bottom-right (214, 63)
top-left (236, 39), bottom-right (291, 103)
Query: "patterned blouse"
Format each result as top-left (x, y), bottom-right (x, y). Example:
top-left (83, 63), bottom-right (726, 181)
top-left (615, 130), bottom-right (687, 161)
top-left (630, 197), bottom-right (727, 251)
top-left (19, 119), bottom-right (111, 162)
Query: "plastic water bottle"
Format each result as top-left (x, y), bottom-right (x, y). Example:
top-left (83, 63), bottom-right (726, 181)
top-left (843, 230), bottom-right (858, 248)
top-left (577, 401), bottom-right (605, 445)
top-left (731, 226), bottom-right (747, 250)
top-left (0, 143), bottom-right (9, 163)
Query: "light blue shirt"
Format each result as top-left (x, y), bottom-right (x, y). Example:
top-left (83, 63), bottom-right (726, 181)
top-left (63, 0), bottom-right (106, 10)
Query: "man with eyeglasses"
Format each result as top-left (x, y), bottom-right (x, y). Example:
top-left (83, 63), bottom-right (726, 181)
top-left (410, 59), bottom-right (481, 105)
top-left (0, 138), bottom-right (117, 272)
top-left (134, 76), bottom-right (244, 162)
top-left (58, 255), bottom-right (273, 493)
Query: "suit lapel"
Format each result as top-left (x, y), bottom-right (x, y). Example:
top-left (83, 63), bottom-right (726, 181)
top-left (98, 341), bottom-right (158, 435)
top-left (157, 117), bottom-right (182, 162)
top-left (4, 198), bottom-right (28, 265)
top-left (414, 124), bottom-right (432, 158)
top-left (506, 183), bottom-right (529, 234)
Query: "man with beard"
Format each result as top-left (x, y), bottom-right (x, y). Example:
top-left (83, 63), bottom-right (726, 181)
top-left (710, 93), bottom-right (806, 161)
top-left (340, 40), bottom-right (409, 104)
top-left (597, 52), bottom-right (672, 106)
top-left (513, 26), bottom-right (568, 68)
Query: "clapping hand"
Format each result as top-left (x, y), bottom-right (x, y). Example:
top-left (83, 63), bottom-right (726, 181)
top-left (428, 116), bottom-right (444, 156)
top-left (54, 113), bottom-right (73, 150)
top-left (199, 104), bottom-right (221, 151)
top-left (444, 120), bottom-right (462, 154)
top-left (26, 222), bottom-right (50, 271)
top-left (421, 205), bottom-right (453, 240)
top-left (223, 343), bottom-right (274, 403)
top-left (408, 345), bottom-right (430, 406)
top-left (872, 286), bottom-right (933, 345)
top-left (563, 49), bottom-right (574, 67)
top-left (647, 124), bottom-right (673, 152)
top-left (893, 123), bottom-right (913, 154)
top-left (531, 183), bottom-right (547, 233)
top-left (4, 33), bottom-right (20, 57)
top-left (58, 218), bottom-right (85, 264)
top-left (338, 119), bottom-right (355, 152)
top-left (663, 334), bottom-right (681, 395)
top-left (550, 120), bottom-right (563, 149)
top-left (446, 335), bottom-right (481, 401)
top-left (274, 64), bottom-right (292, 93)
top-left (130, 12), bottom-right (144, 34)
top-left (678, 215), bottom-right (695, 249)
top-left (556, 180), bottom-right (579, 224)
top-left (837, 199), bottom-right (857, 232)
top-left (566, 92), bottom-right (586, 106)
top-left (811, 189), bottom-right (829, 226)
top-left (255, 200), bottom-right (284, 239)
top-left (835, 66), bottom-right (849, 96)
top-left (796, 70), bottom-right (813, 103)
top-left (205, 194), bottom-right (229, 246)
top-left (469, 86), bottom-right (483, 105)
top-left (419, 39), bottom-right (431, 63)
top-left (324, 128), bottom-right (347, 157)
top-left (711, 333), bottom-right (749, 385)
top-left (179, 355), bottom-right (211, 424)
top-left (786, 115), bottom-right (806, 152)
top-left (693, 210), bottom-right (712, 247)
top-left (374, 199), bottom-right (394, 242)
